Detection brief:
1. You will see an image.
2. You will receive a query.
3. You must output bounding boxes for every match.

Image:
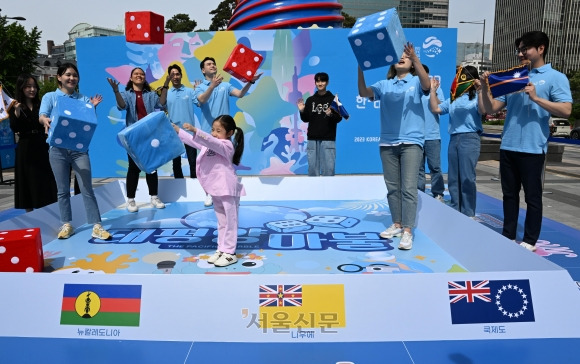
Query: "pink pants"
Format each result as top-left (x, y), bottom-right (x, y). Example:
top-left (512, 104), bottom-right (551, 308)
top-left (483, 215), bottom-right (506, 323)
top-left (212, 195), bottom-right (240, 254)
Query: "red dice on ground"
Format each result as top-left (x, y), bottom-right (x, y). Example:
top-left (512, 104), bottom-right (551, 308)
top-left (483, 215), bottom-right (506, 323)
top-left (0, 228), bottom-right (44, 273)
top-left (223, 44), bottom-right (264, 83)
top-left (125, 11), bottom-right (164, 44)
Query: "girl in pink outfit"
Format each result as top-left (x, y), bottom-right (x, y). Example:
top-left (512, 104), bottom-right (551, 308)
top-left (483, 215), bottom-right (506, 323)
top-left (173, 115), bottom-right (245, 267)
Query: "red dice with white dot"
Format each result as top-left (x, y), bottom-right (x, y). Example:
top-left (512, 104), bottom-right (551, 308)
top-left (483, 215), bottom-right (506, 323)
top-left (0, 228), bottom-right (43, 273)
top-left (125, 11), bottom-right (164, 44)
top-left (223, 44), bottom-right (264, 83)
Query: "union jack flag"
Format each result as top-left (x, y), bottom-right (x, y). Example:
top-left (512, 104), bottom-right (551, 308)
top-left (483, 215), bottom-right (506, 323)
top-left (448, 280), bottom-right (491, 303)
top-left (259, 285), bottom-right (303, 307)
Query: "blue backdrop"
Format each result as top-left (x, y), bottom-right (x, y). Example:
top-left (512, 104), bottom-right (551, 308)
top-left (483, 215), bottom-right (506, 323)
top-left (76, 28), bottom-right (457, 178)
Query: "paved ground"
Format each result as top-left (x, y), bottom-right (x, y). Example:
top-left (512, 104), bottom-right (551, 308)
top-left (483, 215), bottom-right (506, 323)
top-left (1, 141), bottom-right (579, 229)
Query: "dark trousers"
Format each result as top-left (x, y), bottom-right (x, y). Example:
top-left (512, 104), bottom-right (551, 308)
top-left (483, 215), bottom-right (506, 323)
top-left (172, 144), bottom-right (197, 178)
top-left (126, 154), bottom-right (158, 198)
top-left (499, 149), bottom-right (545, 244)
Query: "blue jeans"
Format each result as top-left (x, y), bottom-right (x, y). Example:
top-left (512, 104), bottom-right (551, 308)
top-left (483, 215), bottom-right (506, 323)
top-left (418, 139), bottom-right (445, 196)
top-left (307, 140), bottom-right (336, 176)
top-left (380, 144), bottom-right (423, 229)
top-left (49, 147), bottom-right (102, 224)
top-left (500, 149), bottom-right (545, 244)
top-left (447, 132), bottom-right (480, 217)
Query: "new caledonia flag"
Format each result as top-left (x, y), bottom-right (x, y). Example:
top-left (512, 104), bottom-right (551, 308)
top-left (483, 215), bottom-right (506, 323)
top-left (61, 284), bottom-right (142, 327)
top-left (449, 279), bottom-right (535, 325)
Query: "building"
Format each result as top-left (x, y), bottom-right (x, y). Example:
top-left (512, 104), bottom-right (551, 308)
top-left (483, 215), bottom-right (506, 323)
top-left (340, 0), bottom-right (449, 28)
top-left (457, 42), bottom-right (493, 71)
top-left (64, 23), bottom-right (124, 60)
top-left (492, 0), bottom-right (580, 73)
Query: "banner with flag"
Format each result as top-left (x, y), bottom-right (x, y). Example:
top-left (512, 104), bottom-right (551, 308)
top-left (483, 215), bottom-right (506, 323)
top-left (450, 66), bottom-right (477, 102)
top-left (0, 85), bottom-right (16, 121)
top-left (330, 94), bottom-right (349, 120)
top-left (487, 64), bottom-right (529, 98)
top-left (259, 284), bottom-right (345, 329)
top-left (60, 283), bottom-right (142, 327)
top-left (448, 279), bottom-right (535, 325)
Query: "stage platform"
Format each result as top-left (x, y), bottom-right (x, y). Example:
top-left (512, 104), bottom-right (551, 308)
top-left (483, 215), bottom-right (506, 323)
top-left (1, 176), bottom-right (579, 363)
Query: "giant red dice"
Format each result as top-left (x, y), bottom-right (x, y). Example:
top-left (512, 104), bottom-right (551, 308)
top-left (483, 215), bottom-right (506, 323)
top-left (125, 11), bottom-right (164, 44)
top-left (223, 44), bottom-right (264, 83)
top-left (0, 228), bottom-right (43, 273)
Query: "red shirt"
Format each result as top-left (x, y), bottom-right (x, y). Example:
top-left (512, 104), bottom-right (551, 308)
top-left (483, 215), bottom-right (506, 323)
top-left (135, 90), bottom-right (147, 120)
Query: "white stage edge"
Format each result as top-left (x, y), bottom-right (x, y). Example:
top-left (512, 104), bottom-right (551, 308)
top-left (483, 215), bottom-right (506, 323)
top-left (1, 176), bottom-right (579, 342)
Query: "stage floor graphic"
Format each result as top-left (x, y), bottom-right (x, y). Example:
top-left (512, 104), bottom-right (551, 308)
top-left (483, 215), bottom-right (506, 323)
top-left (44, 199), bottom-right (466, 275)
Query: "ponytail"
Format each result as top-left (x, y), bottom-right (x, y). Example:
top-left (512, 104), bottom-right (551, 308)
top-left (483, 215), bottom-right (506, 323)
top-left (232, 127), bottom-right (244, 166)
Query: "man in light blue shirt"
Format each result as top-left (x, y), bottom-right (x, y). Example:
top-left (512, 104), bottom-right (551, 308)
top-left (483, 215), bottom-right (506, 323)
top-left (193, 56), bottom-right (262, 132)
top-left (480, 31), bottom-right (572, 252)
top-left (166, 64), bottom-right (198, 178)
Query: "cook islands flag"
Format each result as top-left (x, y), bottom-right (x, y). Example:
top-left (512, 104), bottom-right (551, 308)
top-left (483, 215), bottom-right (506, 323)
top-left (487, 64), bottom-right (529, 98)
top-left (449, 279), bottom-right (535, 324)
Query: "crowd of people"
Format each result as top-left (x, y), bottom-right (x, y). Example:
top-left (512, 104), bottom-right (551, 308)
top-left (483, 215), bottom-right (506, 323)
top-left (5, 30), bottom-right (571, 266)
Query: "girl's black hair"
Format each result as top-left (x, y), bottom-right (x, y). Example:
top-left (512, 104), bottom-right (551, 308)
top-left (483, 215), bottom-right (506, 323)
top-left (125, 67), bottom-right (152, 92)
top-left (463, 65), bottom-right (479, 100)
top-left (214, 114), bottom-right (244, 165)
top-left (14, 74), bottom-right (40, 108)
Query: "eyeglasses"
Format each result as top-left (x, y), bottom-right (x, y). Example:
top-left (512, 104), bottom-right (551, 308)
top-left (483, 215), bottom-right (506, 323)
top-left (515, 47), bottom-right (528, 56)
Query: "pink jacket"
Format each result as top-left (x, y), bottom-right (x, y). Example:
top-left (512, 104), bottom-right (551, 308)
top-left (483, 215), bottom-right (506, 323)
top-left (178, 129), bottom-right (245, 197)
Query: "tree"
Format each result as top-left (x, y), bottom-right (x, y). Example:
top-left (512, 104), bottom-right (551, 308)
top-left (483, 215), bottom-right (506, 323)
top-left (209, 0), bottom-right (237, 31)
top-left (38, 78), bottom-right (58, 99)
top-left (342, 11), bottom-right (356, 28)
top-left (0, 15), bottom-right (41, 93)
top-left (165, 14), bottom-right (197, 33)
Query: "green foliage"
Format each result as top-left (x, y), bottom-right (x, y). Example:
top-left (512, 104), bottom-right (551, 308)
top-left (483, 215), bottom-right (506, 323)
top-left (342, 11), bottom-right (356, 28)
top-left (209, 0), bottom-right (237, 31)
top-left (0, 15), bottom-right (41, 93)
top-left (165, 14), bottom-right (197, 33)
top-left (38, 78), bottom-right (58, 99)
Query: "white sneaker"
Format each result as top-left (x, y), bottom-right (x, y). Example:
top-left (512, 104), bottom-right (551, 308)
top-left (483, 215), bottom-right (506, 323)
top-left (151, 196), bottom-right (165, 209)
top-left (379, 224), bottom-right (403, 239)
top-left (519, 242), bottom-right (537, 252)
top-left (435, 195), bottom-right (445, 203)
top-left (398, 231), bottom-right (413, 250)
top-left (214, 252), bottom-right (238, 267)
top-left (204, 194), bottom-right (213, 207)
top-left (207, 251), bottom-right (222, 264)
top-left (127, 199), bottom-right (138, 213)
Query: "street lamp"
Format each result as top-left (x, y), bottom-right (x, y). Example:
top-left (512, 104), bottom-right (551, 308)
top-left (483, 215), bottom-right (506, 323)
top-left (460, 19), bottom-right (486, 73)
top-left (0, 9), bottom-right (26, 21)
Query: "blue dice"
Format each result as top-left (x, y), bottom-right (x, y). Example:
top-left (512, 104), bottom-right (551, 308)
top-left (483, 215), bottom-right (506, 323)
top-left (348, 8), bottom-right (407, 70)
top-left (117, 111), bottom-right (185, 173)
top-left (48, 97), bottom-right (98, 152)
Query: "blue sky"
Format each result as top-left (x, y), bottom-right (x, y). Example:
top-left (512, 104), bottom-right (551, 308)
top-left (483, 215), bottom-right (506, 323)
top-left (2, 0), bottom-right (495, 53)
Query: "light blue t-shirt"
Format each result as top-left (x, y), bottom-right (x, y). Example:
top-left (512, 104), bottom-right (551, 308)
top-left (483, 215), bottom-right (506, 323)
top-left (498, 63), bottom-right (572, 154)
top-left (39, 88), bottom-right (91, 117)
top-left (423, 86), bottom-right (444, 140)
top-left (438, 93), bottom-right (482, 135)
top-left (167, 85), bottom-right (196, 131)
top-left (193, 80), bottom-right (235, 132)
top-left (370, 74), bottom-right (427, 146)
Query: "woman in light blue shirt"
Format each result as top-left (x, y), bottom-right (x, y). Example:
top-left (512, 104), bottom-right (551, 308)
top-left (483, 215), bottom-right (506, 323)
top-left (357, 43), bottom-right (431, 250)
top-left (429, 65), bottom-right (484, 218)
top-left (39, 63), bottom-right (111, 241)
